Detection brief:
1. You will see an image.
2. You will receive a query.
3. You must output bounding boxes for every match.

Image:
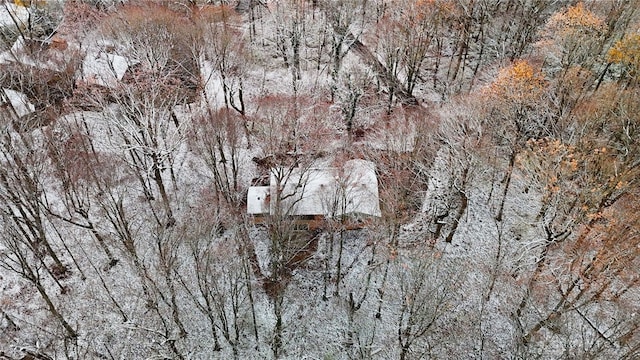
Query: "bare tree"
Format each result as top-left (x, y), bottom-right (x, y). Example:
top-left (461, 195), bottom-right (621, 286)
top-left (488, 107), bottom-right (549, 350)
top-left (92, 3), bottom-right (200, 227)
top-left (395, 251), bottom-right (462, 360)
top-left (0, 126), bottom-right (76, 341)
top-left (249, 95), bottom-right (335, 358)
top-left (195, 5), bottom-right (248, 115)
top-left (189, 108), bottom-right (246, 205)
top-left (481, 60), bottom-right (552, 222)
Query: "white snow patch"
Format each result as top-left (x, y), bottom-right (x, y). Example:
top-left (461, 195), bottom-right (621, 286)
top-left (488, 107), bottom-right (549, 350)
top-left (0, 4), bottom-right (28, 29)
top-left (200, 59), bottom-right (226, 109)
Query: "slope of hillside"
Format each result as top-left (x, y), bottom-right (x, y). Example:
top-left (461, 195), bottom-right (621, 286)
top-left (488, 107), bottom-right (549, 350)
top-left (0, 1), bottom-right (639, 359)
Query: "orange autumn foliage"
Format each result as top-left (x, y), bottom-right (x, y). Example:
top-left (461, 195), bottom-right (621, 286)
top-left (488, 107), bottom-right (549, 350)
top-left (539, 2), bottom-right (605, 70)
top-left (488, 60), bottom-right (547, 104)
top-left (546, 2), bottom-right (605, 35)
top-left (608, 33), bottom-right (640, 76)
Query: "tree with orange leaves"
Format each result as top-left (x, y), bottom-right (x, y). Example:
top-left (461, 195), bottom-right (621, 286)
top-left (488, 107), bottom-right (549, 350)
top-left (484, 59), bottom-right (551, 221)
top-left (608, 32), bottom-right (640, 85)
top-left (541, 2), bottom-right (606, 72)
top-left (512, 79), bottom-right (640, 356)
top-left (488, 60), bottom-right (547, 110)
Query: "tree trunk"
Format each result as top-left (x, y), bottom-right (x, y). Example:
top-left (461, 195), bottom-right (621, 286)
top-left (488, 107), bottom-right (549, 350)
top-left (152, 153), bottom-right (175, 227)
top-left (495, 151), bottom-right (516, 222)
top-left (35, 280), bottom-right (76, 339)
top-left (445, 190), bottom-right (468, 243)
top-left (346, 33), bottom-right (418, 106)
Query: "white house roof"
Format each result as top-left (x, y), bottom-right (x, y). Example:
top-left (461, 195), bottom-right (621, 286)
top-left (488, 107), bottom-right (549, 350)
top-left (1, 88), bottom-right (35, 118)
top-left (82, 51), bottom-right (131, 88)
top-left (247, 159), bottom-right (381, 218)
top-left (340, 159), bottom-right (381, 217)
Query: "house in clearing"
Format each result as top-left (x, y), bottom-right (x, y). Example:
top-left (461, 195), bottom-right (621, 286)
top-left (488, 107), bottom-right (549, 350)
top-left (247, 159), bottom-right (381, 230)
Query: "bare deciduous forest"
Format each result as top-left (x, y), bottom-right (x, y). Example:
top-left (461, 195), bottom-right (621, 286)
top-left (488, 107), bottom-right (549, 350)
top-left (0, 0), bottom-right (639, 358)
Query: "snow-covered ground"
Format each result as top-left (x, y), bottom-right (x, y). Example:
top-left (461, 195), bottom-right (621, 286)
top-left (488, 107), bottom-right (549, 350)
top-left (0, 4), bottom-right (29, 29)
top-left (0, 2), bottom-right (638, 359)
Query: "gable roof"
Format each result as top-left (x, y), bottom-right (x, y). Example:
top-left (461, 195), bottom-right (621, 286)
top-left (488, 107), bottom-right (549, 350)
top-left (81, 51), bottom-right (131, 88)
top-left (1, 88), bottom-right (35, 118)
top-left (247, 159), bottom-right (381, 218)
